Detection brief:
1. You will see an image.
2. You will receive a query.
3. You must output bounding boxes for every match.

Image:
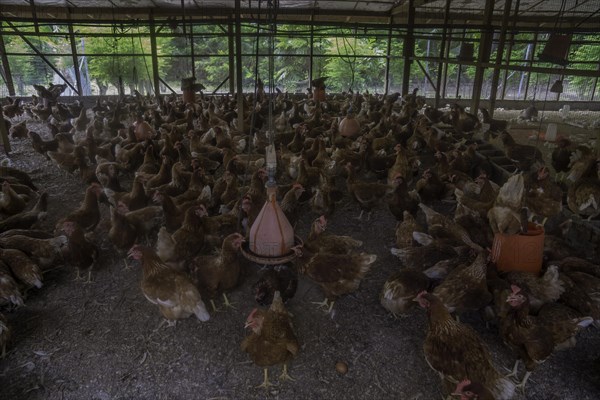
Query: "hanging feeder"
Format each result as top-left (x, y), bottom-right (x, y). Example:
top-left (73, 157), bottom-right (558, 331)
top-left (339, 109), bottom-right (360, 138)
top-left (240, 145), bottom-right (302, 265)
top-left (239, 1), bottom-right (301, 266)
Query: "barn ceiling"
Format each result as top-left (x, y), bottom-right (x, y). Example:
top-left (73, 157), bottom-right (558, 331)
top-left (0, 0), bottom-right (598, 29)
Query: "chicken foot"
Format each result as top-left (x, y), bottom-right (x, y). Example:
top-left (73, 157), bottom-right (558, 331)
top-left (82, 269), bottom-right (94, 284)
top-left (504, 359), bottom-right (520, 379)
top-left (73, 269), bottom-right (83, 282)
top-left (278, 364), bottom-right (295, 381)
top-left (256, 368), bottom-right (275, 389)
top-left (355, 210), bottom-right (373, 221)
top-left (222, 293), bottom-right (236, 309)
top-left (514, 370), bottom-right (532, 392)
top-left (312, 298), bottom-right (335, 313)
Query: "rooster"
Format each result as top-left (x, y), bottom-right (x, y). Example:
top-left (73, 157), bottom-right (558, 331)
top-left (127, 245), bottom-right (210, 326)
top-left (414, 291), bottom-right (515, 400)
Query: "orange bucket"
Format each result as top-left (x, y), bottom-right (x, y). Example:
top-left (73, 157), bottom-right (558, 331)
top-left (491, 222), bottom-right (544, 274)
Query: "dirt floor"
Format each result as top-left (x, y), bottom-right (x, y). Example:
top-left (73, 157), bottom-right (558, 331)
top-left (1, 109), bottom-right (599, 400)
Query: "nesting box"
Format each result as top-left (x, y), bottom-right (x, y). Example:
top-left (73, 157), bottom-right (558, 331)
top-left (491, 223), bottom-right (544, 274)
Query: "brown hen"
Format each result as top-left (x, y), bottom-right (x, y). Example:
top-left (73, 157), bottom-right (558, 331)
top-left (241, 291), bottom-right (299, 388)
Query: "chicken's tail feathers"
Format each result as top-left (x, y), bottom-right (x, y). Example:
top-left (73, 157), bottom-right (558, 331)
top-left (540, 264), bottom-right (565, 302)
top-left (356, 253), bottom-right (377, 276)
top-left (574, 316), bottom-right (594, 329)
top-left (194, 301), bottom-right (211, 322)
top-left (412, 231), bottom-right (433, 246)
top-left (489, 376), bottom-right (516, 400)
top-left (155, 227), bottom-right (174, 261)
top-left (269, 291), bottom-right (287, 314)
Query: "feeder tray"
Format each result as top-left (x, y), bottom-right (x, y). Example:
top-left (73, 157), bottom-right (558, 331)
top-left (241, 236), bottom-right (303, 265)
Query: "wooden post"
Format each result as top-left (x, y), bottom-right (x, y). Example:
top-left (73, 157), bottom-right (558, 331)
top-left (402, 0), bottom-right (415, 96)
top-left (435, 0), bottom-right (451, 108)
top-left (235, 0), bottom-right (244, 134)
top-left (0, 111), bottom-right (10, 154)
top-left (384, 19), bottom-right (392, 95)
top-left (68, 22), bottom-right (83, 97)
top-left (470, 0), bottom-right (495, 114)
top-left (488, 0), bottom-right (513, 116)
top-left (228, 17), bottom-right (235, 94)
top-left (149, 13), bottom-right (161, 97)
top-left (0, 28), bottom-right (15, 96)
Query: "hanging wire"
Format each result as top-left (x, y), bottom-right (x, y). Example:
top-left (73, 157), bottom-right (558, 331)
top-left (136, 26), bottom-right (154, 96)
top-left (236, 0), bottom-right (268, 230)
top-left (131, 35), bottom-right (138, 89)
top-left (335, 27), bottom-right (358, 90)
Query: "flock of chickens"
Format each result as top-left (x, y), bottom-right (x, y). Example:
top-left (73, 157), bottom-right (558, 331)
top-left (1, 82), bottom-right (600, 398)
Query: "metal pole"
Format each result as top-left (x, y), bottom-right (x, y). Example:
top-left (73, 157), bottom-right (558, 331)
top-left (0, 28), bottom-right (16, 96)
top-left (524, 31), bottom-right (538, 100)
top-left (309, 18), bottom-right (314, 90)
top-left (455, 29), bottom-right (466, 99)
top-left (235, 0), bottom-right (244, 134)
top-left (470, 0), bottom-right (495, 113)
top-left (401, 0), bottom-right (415, 96)
top-left (435, 0), bottom-right (451, 108)
top-left (228, 17), bottom-right (235, 94)
top-left (68, 22), bottom-right (83, 97)
top-left (441, 27), bottom-right (451, 100)
top-left (591, 63), bottom-right (599, 101)
top-left (189, 16), bottom-right (196, 79)
top-left (149, 13), bottom-right (161, 97)
top-left (488, 0), bottom-right (512, 116)
top-left (500, 0), bottom-right (520, 100)
top-left (384, 19), bottom-right (392, 95)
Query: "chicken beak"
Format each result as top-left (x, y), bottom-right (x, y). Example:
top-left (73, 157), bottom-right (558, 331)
top-left (244, 321), bottom-right (252, 329)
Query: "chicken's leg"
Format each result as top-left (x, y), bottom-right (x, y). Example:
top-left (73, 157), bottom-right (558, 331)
top-left (256, 368), bottom-right (274, 389)
top-left (355, 210), bottom-right (364, 221)
top-left (505, 359), bottom-right (520, 378)
top-left (82, 269), bottom-right (93, 284)
top-left (222, 293), bottom-right (236, 309)
top-left (515, 370), bottom-right (531, 392)
top-left (311, 297), bottom-right (330, 311)
top-left (279, 364), bottom-right (295, 382)
top-left (73, 269), bottom-right (82, 281)
top-left (210, 300), bottom-right (220, 313)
